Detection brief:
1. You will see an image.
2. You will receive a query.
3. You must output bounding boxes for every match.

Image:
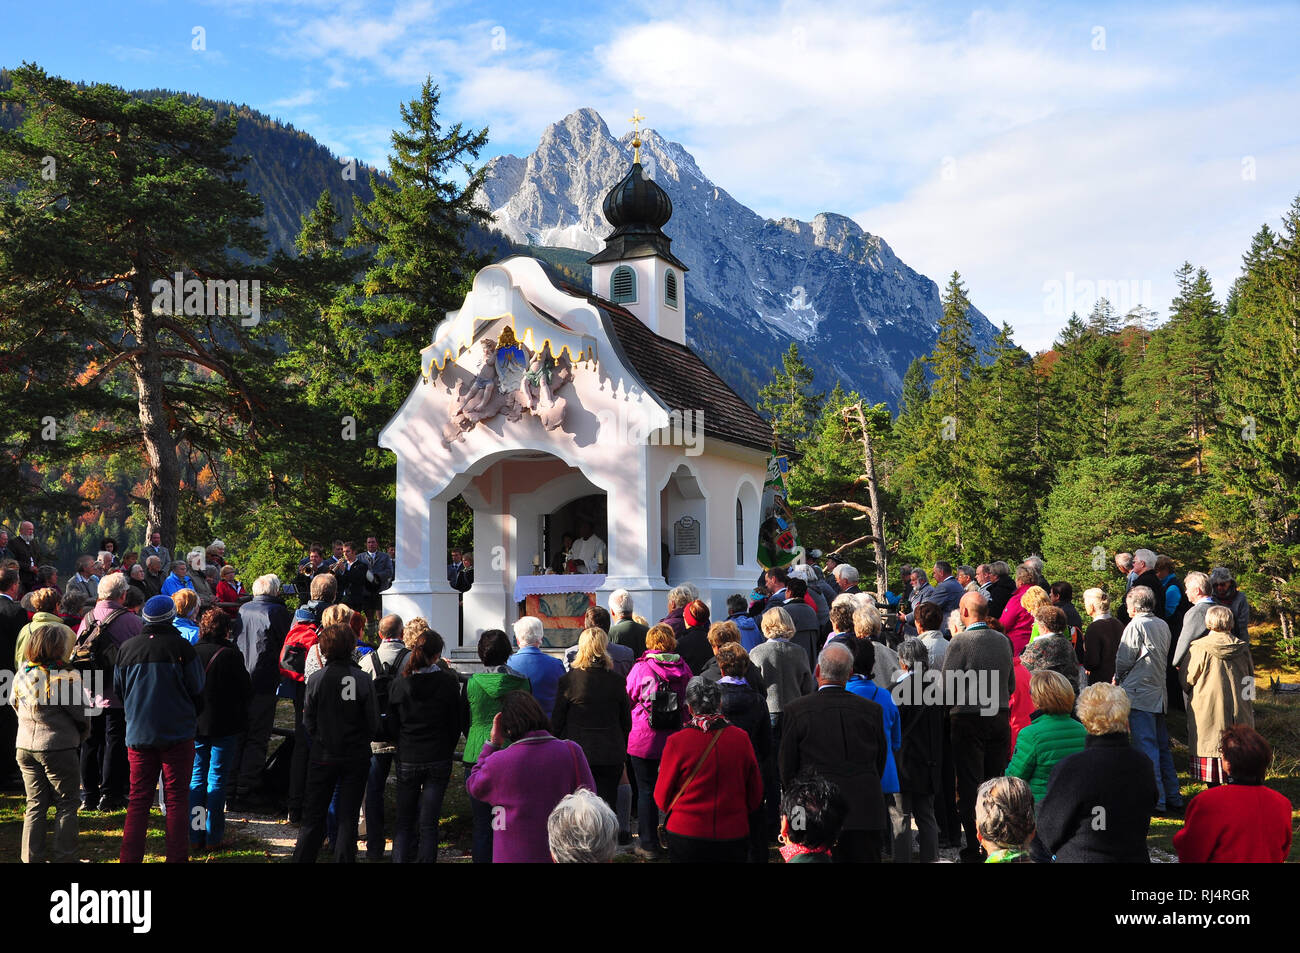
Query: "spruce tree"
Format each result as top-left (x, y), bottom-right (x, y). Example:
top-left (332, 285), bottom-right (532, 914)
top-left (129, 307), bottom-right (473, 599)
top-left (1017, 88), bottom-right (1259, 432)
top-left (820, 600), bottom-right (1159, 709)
top-left (1165, 263), bottom-right (1223, 476)
top-left (928, 271), bottom-right (977, 418)
top-left (963, 324), bottom-right (1054, 561)
top-left (1209, 209), bottom-right (1300, 643)
top-left (349, 77), bottom-right (491, 403)
top-left (758, 342), bottom-right (824, 445)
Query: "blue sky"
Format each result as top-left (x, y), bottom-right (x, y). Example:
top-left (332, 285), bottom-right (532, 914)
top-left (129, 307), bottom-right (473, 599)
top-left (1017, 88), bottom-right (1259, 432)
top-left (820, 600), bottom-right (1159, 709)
top-left (6, 0), bottom-right (1299, 351)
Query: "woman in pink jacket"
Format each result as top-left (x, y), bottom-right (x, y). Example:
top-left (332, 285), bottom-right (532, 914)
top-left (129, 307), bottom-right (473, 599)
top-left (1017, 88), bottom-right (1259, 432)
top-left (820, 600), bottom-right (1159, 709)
top-left (999, 565), bottom-right (1043, 657)
top-left (625, 624), bottom-right (693, 860)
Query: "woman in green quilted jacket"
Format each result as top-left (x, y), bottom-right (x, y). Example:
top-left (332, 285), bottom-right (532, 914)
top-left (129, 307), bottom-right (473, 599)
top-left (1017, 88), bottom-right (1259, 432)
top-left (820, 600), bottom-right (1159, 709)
top-left (1005, 670), bottom-right (1086, 801)
top-left (461, 629), bottom-right (531, 863)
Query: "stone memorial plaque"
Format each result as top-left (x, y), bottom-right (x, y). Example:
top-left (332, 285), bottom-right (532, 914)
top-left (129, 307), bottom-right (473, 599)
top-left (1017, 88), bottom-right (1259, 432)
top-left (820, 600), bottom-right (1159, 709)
top-left (674, 515), bottom-right (701, 555)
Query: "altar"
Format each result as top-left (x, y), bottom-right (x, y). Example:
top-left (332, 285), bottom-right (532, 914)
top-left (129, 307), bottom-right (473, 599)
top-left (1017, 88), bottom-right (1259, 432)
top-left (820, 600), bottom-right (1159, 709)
top-left (513, 573), bottom-right (607, 648)
top-left (379, 143), bottom-right (773, 649)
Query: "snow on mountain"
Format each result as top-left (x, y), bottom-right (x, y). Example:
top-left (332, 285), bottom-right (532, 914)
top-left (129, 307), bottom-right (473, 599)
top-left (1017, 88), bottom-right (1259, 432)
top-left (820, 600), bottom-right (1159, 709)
top-left (483, 108), bottom-right (996, 408)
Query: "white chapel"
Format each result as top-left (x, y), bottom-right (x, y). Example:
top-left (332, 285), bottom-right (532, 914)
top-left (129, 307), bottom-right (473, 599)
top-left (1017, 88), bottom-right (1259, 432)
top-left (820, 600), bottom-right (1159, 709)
top-left (380, 125), bottom-right (772, 649)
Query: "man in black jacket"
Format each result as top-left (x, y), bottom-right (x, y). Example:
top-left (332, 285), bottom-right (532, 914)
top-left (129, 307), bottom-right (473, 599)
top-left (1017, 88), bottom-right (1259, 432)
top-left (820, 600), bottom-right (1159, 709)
top-left (981, 562), bottom-right (1016, 620)
top-left (452, 552), bottom-right (474, 593)
top-left (0, 570), bottom-right (27, 787)
top-left (780, 642), bottom-right (888, 862)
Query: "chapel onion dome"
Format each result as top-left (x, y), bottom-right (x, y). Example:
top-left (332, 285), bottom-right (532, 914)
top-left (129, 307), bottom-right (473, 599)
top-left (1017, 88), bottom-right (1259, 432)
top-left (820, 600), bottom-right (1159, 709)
top-left (602, 162), bottom-right (672, 235)
top-left (588, 143), bottom-right (688, 271)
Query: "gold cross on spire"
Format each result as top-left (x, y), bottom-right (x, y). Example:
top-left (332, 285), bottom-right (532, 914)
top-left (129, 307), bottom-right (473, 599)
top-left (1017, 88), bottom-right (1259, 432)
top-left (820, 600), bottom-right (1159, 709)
top-left (629, 109), bottom-right (646, 164)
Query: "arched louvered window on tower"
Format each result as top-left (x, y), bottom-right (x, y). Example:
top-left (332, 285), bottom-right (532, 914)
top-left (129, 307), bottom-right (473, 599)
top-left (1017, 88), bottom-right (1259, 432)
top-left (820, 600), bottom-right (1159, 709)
top-left (611, 265), bottom-right (637, 304)
top-left (664, 268), bottom-right (679, 308)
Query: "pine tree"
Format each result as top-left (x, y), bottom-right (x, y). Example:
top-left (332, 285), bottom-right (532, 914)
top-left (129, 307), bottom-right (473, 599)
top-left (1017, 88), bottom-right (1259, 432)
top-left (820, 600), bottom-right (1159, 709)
top-left (1209, 209), bottom-right (1300, 644)
top-left (1040, 454), bottom-right (1206, 600)
top-left (0, 64), bottom-right (269, 547)
top-left (349, 77), bottom-right (491, 402)
top-left (757, 342), bottom-right (824, 445)
top-left (928, 271), bottom-right (977, 418)
top-left (1050, 310), bottom-right (1127, 459)
top-left (962, 324), bottom-right (1055, 561)
top-left (1165, 263), bottom-right (1223, 476)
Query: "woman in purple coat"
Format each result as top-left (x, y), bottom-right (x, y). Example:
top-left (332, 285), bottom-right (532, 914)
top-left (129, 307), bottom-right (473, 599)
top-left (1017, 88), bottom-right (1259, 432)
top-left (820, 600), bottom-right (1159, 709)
top-left (465, 692), bottom-right (595, 864)
top-left (624, 624), bottom-right (693, 860)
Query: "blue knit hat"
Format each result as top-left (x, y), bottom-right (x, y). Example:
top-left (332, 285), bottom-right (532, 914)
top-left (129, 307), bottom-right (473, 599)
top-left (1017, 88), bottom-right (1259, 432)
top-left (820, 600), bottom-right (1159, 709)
top-left (143, 595), bottom-right (176, 623)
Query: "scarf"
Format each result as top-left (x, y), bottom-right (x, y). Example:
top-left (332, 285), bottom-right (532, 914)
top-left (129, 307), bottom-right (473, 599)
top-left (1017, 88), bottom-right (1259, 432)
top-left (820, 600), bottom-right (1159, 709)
top-left (780, 841), bottom-right (833, 863)
top-left (689, 712), bottom-right (727, 732)
top-left (985, 847), bottom-right (1028, 863)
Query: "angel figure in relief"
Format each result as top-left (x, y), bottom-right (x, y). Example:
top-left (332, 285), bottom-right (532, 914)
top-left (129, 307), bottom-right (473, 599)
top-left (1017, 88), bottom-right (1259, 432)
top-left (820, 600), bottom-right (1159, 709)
top-left (455, 338), bottom-right (499, 416)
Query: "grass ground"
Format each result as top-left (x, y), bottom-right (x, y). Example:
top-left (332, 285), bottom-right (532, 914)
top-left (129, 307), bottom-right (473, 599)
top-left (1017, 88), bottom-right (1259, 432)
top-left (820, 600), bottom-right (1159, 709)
top-left (4, 622), bottom-right (1297, 862)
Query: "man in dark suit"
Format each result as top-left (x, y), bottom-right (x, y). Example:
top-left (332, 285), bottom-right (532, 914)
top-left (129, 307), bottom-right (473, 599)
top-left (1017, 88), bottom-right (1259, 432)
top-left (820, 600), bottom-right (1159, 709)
top-left (763, 566), bottom-right (789, 610)
top-left (831, 562), bottom-right (863, 596)
top-left (780, 641), bottom-right (888, 862)
top-left (360, 534), bottom-right (394, 622)
top-left (8, 521), bottom-right (40, 594)
top-left (0, 569), bottom-right (28, 786)
top-left (447, 548), bottom-right (464, 587)
top-left (941, 591), bottom-right (1015, 863)
top-left (332, 541), bottom-right (371, 612)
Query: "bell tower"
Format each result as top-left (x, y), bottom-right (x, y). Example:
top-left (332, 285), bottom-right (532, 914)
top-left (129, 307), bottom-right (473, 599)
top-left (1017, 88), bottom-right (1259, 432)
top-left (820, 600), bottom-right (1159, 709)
top-left (588, 111), bottom-right (689, 343)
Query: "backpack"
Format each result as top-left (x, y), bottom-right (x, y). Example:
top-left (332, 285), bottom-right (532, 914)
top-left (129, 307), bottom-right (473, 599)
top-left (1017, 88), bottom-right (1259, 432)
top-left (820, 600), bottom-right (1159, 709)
top-left (647, 669), bottom-right (681, 731)
top-left (279, 620), bottom-right (320, 683)
top-left (367, 645), bottom-right (410, 741)
top-left (69, 608), bottom-right (127, 674)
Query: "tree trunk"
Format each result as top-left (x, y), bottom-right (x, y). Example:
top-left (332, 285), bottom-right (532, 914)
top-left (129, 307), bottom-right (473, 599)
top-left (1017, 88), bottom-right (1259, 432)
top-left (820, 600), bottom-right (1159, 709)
top-left (130, 274), bottom-right (180, 553)
top-left (849, 403), bottom-right (890, 603)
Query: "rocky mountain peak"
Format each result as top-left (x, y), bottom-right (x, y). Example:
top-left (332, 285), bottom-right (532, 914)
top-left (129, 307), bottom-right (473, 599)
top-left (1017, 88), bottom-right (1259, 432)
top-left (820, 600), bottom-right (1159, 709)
top-left (483, 110), bottom-right (996, 408)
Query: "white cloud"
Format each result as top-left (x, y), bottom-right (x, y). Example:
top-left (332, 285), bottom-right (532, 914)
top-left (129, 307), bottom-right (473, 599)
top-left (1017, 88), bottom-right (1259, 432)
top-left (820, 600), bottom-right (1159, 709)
top-left (206, 0), bottom-right (1299, 354)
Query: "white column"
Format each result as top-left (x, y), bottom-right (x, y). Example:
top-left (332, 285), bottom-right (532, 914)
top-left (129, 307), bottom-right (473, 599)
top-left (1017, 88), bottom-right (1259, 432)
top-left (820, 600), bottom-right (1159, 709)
top-left (463, 466), bottom-right (512, 645)
top-left (602, 446), bottom-right (668, 623)
top-left (383, 493), bottom-right (460, 643)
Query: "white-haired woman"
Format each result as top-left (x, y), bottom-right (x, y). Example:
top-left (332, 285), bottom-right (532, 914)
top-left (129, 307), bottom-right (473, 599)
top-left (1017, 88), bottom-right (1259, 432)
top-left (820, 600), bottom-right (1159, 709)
top-left (549, 788), bottom-right (620, 863)
top-left (1081, 587), bottom-right (1122, 685)
top-left (1033, 683), bottom-right (1157, 862)
top-left (852, 604), bottom-right (900, 689)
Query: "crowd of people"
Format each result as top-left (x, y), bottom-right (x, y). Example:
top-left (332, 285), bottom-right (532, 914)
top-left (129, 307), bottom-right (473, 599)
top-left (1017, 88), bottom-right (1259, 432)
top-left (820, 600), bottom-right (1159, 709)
top-left (0, 520), bottom-right (1293, 864)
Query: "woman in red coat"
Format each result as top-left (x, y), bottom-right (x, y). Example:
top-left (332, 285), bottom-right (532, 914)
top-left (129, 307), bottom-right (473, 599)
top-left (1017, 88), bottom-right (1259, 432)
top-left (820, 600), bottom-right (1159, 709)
top-left (1173, 724), bottom-right (1292, 863)
top-left (655, 677), bottom-right (762, 863)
